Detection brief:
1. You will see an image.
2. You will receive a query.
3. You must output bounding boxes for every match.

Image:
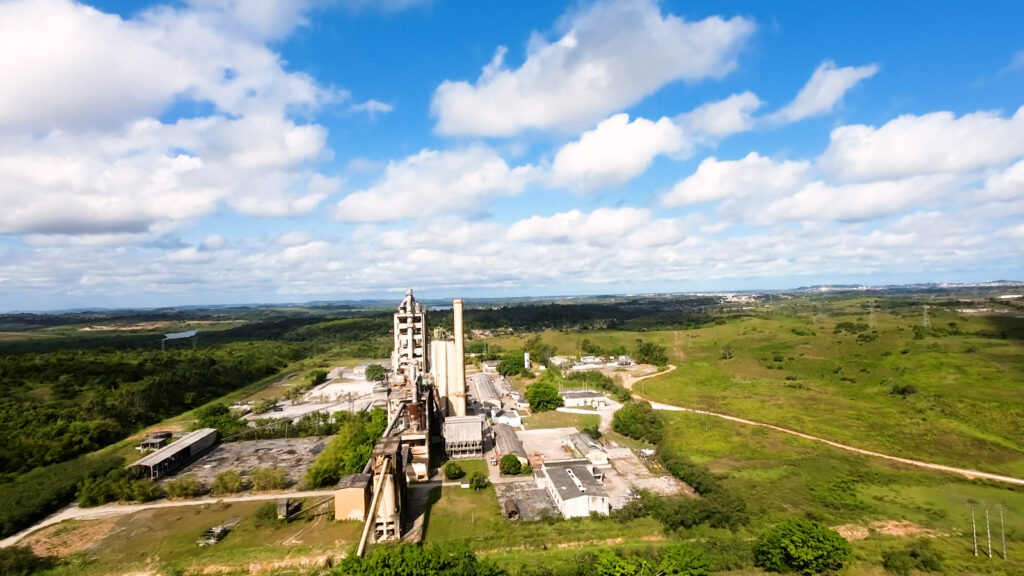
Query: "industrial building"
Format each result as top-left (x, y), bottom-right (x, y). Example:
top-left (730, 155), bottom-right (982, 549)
top-left (491, 408), bottom-right (522, 427)
top-left (471, 372), bottom-right (501, 409)
top-left (129, 428), bottom-right (218, 479)
top-left (335, 473), bottom-right (372, 521)
top-left (443, 415), bottom-right (484, 458)
top-left (136, 431), bottom-right (172, 451)
top-left (560, 389), bottom-right (608, 408)
top-left (391, 289), bottom-right (427, 385)
top-left (569, 432), bottom-right (608, 467)
top-left (493, 423), bottom-right (528, 465)
top-left (538, 459), bottom-right (610, 519)
top-left (430, 299), bottom-right (467, 417)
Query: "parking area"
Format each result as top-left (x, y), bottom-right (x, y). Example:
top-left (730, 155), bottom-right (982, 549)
top-left (173, 437), bottom-right (328, 489)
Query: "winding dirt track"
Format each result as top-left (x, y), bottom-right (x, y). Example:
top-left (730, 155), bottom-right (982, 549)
top-left (626, 365), bottom-right (1024, 487)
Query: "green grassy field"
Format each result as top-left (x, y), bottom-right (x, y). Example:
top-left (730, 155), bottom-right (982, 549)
top-left (422, 485), bottom-right (664, 552)
top-left (31, 499), bottom-right (359, 576)
top-left (495, 301), bottom-right (1024, 478)
top-left (522, 410), bottom-right (600, 430)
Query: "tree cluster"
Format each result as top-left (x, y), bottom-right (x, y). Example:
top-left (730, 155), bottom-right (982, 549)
top-left (305, 409), bottom-right (387, 487)
top-left (612, 401), bottom-right (663, 444)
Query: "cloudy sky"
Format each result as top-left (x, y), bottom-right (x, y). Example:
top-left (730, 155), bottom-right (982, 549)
top-left (1, 0), bottom-right (1023, 310)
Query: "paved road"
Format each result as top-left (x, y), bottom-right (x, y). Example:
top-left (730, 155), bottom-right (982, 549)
top-left (0, 489), bottom-right (337, 548)
top-left (623, 367), bottom-right (1024, 487)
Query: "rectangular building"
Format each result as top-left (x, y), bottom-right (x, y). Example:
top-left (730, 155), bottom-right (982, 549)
top-left (538, 459), bottom-right (610, 519)
top-left (129, 428), bottom-right (218, 480)
top-left (560, 389), bottom-right (608, 408)
top-left (335, 473), bottom-right (372, 521)
top-left (443, 415), bottom-right (484, 458)
top-left (493, 422), bottom-right (528, 465)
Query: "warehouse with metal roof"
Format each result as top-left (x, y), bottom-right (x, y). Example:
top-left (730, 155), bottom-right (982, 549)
top-left (471, 372), bottom-right (501, 409)
top-left (493, 423), bottom-right (528, 465)
top-left (129, 428), bottom-right (219, 479)
top-left (443, 415), bottom-right (484, 458)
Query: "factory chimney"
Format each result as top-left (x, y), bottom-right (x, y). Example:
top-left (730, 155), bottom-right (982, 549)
top-left (453, 299), bottom-right (466, 416)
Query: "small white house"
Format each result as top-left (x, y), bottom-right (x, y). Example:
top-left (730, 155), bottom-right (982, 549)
top-left (491, 408), bottom-right (522, 427)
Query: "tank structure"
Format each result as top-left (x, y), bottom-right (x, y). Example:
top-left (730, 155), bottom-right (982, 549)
top-left (429, 298), bottom-right (467, 417)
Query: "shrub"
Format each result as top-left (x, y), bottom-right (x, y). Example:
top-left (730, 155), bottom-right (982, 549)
top-left (443, 461), bottom-right (465, 480)
top-left (213, 470), bottom-right (243, 494)
top-left (468, 471), bottom-right (490, 490)
top-left (165, 474), bottom-right (203, 498)
top-left (882, 539), bottom-right (943, 574)
top-left (253, 501), bottom-right (282, 527)
top-left (889, 384), bottom-right (917, 397)
top-left (659, 543), bottom-right (710, 576)
top-left (333, 543), bottom-right (501, 575)
top-left (251, 467), bottom-right (288, 491)
top-left (0, 545), bottom-right (55, 576)
top-left (499, 454), bottom-right (522, 476)
top-left (581, 424), bottom-right (602, 440)
top-left (364, 364), bottom-right (387, 382)
top-left (754, 517), bottom-right (851, 575)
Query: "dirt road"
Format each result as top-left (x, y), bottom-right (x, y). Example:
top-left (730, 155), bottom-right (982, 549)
top-left (622, 370), bottom-right (1024, 487)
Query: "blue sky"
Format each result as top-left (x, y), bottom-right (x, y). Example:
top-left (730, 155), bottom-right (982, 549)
top-left (0, 0), bottom-right (1023, 311)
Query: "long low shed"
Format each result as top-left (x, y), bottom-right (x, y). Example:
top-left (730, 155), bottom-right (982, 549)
top-left (130, 428), bottom-right (219, 479)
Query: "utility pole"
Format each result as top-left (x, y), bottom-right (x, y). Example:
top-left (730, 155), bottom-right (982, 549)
top-left (999, 504), bottom-right (1007, 559)
top-left (971, 505), bottom-right (978, 556)
top-left (986, 507), bottom-right (993, 558)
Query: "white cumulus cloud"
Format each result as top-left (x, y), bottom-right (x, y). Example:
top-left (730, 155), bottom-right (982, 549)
top-left (333, 146), bottom-right (537, 222)
top-left (821, 107), bottom-right (1024, 182)
top-left (549, 114), bottom-right (687, 191)
top-left (431, 0), bottom-right (754, 136)
top-left (681, 91), bottom-right (763, 138)
top-left (768, 61), bottom-right (878, 123)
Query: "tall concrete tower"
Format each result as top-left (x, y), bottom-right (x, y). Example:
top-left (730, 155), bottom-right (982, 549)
top-left (391, 289), bottom-right (426, 384)
top-left (452, 299), bottom-right (466, 417)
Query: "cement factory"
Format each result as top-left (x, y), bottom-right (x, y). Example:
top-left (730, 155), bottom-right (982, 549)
top-left (119, 289), bottom-right (683, 557)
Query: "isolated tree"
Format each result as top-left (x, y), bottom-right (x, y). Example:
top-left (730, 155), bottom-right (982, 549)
top-left (364, 364), bottom-right (386, 382)
top-left (525, 382), bottom-right (564, 412)
top-left (499, 454), bottom-right (522, 475)
top-left (754, 517), bottom-right (851, 575)
top-left (720, 345), bottom-right (734, 360)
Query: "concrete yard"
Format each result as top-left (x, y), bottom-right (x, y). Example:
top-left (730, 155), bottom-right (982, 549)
top-left (511, 427), bottom-right (689, 511)
top-left (494, 481), bottom-right (559, 521)
top-left (173, 437), bottom-right (329, 490)
top-left (516, 427), bottom-right (580, 465)
top-left (243, 401), bottom-right (353, 423)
